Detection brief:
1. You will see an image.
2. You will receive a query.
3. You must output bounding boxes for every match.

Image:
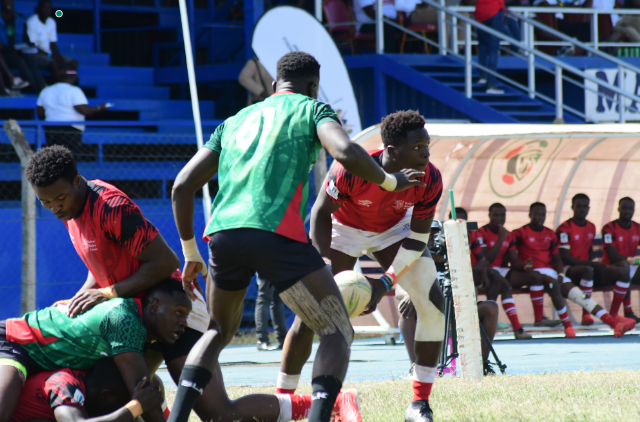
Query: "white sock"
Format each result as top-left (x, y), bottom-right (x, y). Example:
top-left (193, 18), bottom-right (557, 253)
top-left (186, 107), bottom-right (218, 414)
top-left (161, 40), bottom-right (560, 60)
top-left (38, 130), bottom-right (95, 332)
top-left (595, 309), bottom-right (607, 319)
top-left (413, 364), bottom-right (437, 383)
top-left (276, 372), bottom-right (300, 391)
top-left (276, 394), bottom-right (292, 422)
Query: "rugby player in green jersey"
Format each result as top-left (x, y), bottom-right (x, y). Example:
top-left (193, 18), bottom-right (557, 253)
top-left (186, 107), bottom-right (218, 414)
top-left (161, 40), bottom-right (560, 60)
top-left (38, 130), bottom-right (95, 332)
top-left (0, 278), bottom-right (191, 422)
top-left (169, 52), bottom-right (425, 422)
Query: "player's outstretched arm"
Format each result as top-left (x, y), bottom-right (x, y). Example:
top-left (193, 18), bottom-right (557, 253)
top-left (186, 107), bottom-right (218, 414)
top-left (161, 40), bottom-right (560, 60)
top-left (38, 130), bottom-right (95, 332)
top-left (54, 377), bottom-right (163, 422)
top-left (172, 148), bottom-right (220, 299)
top-left (310, 188), bottom-right (342, 259)
top-left (317, 122), bottom-right (426, 192)
top-left (113, 353), bottom-right (165, 422)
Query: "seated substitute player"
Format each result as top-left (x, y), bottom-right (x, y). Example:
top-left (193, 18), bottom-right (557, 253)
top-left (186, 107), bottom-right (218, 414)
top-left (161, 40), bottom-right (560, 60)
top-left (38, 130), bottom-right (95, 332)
top-left (277, 110), bottom-right (445, 422)
top-left (449, 207), bottom-right (492, 292)
top-left (24, 145), bottom-right (211, 414)
top-left (601, 197), bottom-right (640, 322)
top-left (10, 358), bottom-right (164, 422)
top-left (169, 53), bottom-right (425, 422)
top-left (0, 278), bottom-right (192, 422)
top-left (471, 204), bottom-right (532, 340)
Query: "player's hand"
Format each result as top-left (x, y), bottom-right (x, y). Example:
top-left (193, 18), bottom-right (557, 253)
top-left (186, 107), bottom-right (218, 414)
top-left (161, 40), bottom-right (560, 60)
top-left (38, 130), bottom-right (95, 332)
top-left (524, 258), bottom-right (534, 272)
top-left (182, 261), bottom-right (206, 301)
top-left (132, 377), bottom-right (163, 413)
top-left (361, 277), bottom-right (387, 315)
top-left (52, 298), bottom-right (72, 307)
top-left (498, 225), bottom-right (509, 241)
top-left (398, 296), bottom-right (416, 319)
top-left (67, 289), bottom-right (109, 318)
top-left (392, 169), bottom-right (427, 192)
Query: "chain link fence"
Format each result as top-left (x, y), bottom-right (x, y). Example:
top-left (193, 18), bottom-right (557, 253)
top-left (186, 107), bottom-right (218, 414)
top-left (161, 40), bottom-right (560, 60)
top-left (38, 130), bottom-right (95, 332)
top-left (0, 125), bottom-right (216, 319)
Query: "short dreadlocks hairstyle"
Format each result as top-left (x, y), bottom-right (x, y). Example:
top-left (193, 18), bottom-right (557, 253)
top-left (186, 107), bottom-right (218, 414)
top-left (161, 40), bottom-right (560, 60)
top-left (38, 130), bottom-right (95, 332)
top-left (26, 145), bottom-right (78, 187)
top-left (276, 52), bottom-right (320, 81)
top-left (380, 110), bottom-right (426, 146)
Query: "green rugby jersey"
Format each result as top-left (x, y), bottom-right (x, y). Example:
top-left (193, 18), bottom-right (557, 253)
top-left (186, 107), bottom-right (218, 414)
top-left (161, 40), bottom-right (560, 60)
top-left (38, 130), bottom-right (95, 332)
top-left (6, 298), bottom-right (147, 371)
top-left (204, 92), bottom-right (340, 243)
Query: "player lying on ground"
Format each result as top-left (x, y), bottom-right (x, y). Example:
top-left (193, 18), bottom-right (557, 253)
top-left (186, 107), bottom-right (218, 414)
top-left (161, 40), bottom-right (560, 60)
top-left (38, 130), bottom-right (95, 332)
top-left (276, 110), bottom-right (444, 422)
top-left (601, 197), bottom-right (640, 323)
top-left (169, 53), bottom-right (424, 422)
top-left (0, 279), bottom-right (191, 422)
top-left (25, 145), bottom-right (212, 417)
top-left (512, 202), bottom-right (635, 338)
top-left (557, 194), bottom-right (637, 332)
top-left (10, 358), bottom-right (164, 422)
top-left (455, 207), bottom-right (531, 340)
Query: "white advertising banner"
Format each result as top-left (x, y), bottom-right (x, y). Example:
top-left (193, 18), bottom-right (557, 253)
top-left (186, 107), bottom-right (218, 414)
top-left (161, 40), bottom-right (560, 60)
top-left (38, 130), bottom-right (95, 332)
top-left (252, 6), bottom-right (362, 137)
top-left (584, 68), bottom-right (640, 122)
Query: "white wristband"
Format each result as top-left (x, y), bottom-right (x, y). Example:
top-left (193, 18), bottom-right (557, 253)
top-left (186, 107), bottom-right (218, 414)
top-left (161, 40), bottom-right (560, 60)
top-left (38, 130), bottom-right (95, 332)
top-left (380, 172), bottom-right (397, 191)
top-left (181, 237), bottom-right (208, 277)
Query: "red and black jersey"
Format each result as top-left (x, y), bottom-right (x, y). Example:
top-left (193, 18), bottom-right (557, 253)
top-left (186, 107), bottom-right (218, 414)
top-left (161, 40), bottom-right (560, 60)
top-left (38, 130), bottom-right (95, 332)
top-left (11, 368), bottom-right (87, 421)
top-left (468, 230), bottom-right (484, 266)
top-left (601, 220), bottom-right (640, 264)
top-left (477, 225), bottom-right (515, 268)
top-left (64, 180), bottom-right (159, 290)
top-left (512, 224), bottom-right (559, 269)
top-left (324, 150), bottom-right (443, 233)
top-left (555, 219), bottom-right (596, 262)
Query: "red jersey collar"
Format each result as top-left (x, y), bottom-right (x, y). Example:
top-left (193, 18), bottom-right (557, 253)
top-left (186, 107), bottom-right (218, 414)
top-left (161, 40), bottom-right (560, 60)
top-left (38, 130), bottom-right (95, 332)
top-left (271, 91), bottom-right (295, 96)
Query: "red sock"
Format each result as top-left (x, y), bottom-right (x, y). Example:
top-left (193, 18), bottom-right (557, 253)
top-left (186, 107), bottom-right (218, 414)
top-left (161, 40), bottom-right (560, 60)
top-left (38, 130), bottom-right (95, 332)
top-left (624, 297), bottom-right (633, 314)
top-left (412, 365), bottom-right (436, 402)
top-left (599, 311), bottom-right (618, 329)
top-left (162, 399), bottom-right (171, 418)
top-left (276, 388), bottom-right (296, 394)
top-left (291, 394), bottom-right (312, 420)
top-left (529, 286), bottom-right (545, 322)
top-left (557, 306), bottom-right (572, 329)
top-left (501, 298), bottom-right (522, 331)
top-left (610, 281), bottom-right (630, 316)
top-left (580, 280), bottom-right (593, 317)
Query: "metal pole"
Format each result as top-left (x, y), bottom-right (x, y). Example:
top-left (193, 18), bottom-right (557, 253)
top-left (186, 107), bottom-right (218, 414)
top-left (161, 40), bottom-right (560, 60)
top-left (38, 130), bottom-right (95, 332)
top-left (618, 65), bottom-right (625, 123)
top-left (4, 120), bottom-right (36, 315)
top-left (591, 12), bottom-right (598, 51)
top-left (465, 22), bottom-right (472, 98)
top-left (437, 0), bottom-right (447, 55)
top-left (555, 65), bottom-right (563, 121)
top-left (452, 16), bottom-right (458, 54)
top-left (315, 0), bottom-right (322, 21)
top-left (376, 0), bottom-right (384, 54)
top-left (527, 20), bottom-right (535, 98)
top-left (178, 0), bottom-right (212, 223)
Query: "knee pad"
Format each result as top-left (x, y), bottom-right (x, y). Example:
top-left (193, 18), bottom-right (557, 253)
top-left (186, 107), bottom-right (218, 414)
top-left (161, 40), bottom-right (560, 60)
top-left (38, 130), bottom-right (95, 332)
top-left (280, 282), bottom-right (354, 345)
top-left (568, 286), bottom-right (598, 313)
top-left (398, 257), bottom-right (445, 342)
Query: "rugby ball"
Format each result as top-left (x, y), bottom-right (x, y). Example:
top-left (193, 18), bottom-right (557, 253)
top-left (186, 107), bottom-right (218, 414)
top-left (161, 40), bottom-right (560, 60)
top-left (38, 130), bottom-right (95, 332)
top-left (335, 271), bottom-right (372, 318)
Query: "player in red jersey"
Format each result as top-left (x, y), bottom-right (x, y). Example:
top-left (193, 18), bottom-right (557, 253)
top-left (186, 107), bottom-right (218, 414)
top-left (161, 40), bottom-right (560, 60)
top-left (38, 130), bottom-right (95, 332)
top-left (601, 197), bottom-right (640, 322)
top-left (277, 111), bottom-right (444, 422)
top-left (477, 203), bottom-right (531, 340)
top-left (11, 359), bottom-right (163, 422)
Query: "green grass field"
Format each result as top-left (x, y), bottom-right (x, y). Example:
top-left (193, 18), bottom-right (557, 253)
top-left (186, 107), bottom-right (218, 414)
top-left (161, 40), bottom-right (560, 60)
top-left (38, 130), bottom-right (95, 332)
top-left (166, 369), bottom-right (640, 421)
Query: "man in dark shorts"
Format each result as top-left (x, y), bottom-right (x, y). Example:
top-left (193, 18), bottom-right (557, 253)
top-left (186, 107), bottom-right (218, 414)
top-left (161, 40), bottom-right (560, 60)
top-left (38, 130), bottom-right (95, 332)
top-left (601, 197), bottom-right (640, 322)
top-left (279, 111), bottom-right (443, 422)
top-left (169, 52), bottom-right (424, 422)
top-left (24, 145), bottom-right (211, 414)
top-left (0, 278), bottom-right (192, 422)
top-left (11, 358), bottom-right (163, 422)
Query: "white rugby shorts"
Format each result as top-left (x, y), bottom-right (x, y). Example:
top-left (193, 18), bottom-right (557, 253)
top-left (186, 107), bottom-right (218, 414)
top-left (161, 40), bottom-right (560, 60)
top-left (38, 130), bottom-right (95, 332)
top-left (331, 212), bottom-right (412, 258)
top-left (534, 267), bottom-right (558, 279)
top-left (491, 267), bottom-right (511, 278)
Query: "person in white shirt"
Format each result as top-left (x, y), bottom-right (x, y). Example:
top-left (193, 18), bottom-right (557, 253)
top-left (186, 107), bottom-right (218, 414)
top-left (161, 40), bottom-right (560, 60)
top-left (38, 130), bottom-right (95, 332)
top-left (37, 67), bottom-right (108, 160)
top-left (353, 0), bottom-right (400, 52)
top-left (26, 0), bottom-right (74, 81)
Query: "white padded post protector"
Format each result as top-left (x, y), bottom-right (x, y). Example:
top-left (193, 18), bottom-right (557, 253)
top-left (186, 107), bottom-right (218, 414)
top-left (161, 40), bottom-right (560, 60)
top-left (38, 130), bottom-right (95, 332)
top-left (444, 220), bottom-right (483, 381)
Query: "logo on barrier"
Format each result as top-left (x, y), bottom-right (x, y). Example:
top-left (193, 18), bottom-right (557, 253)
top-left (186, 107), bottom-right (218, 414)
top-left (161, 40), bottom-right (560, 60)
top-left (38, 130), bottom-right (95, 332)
top-left (489, 138), bottom-right (561, 198)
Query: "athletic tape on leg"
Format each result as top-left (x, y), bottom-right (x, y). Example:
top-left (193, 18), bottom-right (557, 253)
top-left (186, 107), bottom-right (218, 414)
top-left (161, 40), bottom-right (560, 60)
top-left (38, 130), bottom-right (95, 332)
top-left (398, 257), bottom-right (444, 342)
top-left (280, 282), bottom-right (354, 344)
top-left (444, 220), bottom-right (483, 381)
top-left (568, 286), bottom-right (598, 313)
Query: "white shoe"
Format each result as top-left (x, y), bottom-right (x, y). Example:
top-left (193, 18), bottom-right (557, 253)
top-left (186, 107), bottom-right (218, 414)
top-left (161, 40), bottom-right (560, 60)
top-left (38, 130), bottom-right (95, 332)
top-left (11, 77), bottom-right (29, 90)
top-left (486, 86), bottom-right (504, 94)
top-left (477, 78), bottom-right (487, 85)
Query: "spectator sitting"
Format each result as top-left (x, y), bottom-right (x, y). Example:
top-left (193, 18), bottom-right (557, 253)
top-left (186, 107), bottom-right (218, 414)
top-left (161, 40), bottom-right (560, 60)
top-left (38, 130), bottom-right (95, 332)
top-left (535, 0), bottom-right (592, 46)
top-left (0, 0), bottom-right (46, 93)
top-left (238, 57), bottom-right (274, 106)
top-left (354, 0), bottom-right (400, 52)
top-left (37, 65), bottom-right (108, 160)
top-left (608, 0), bottom-right (638, 42)
top-left (27, 0), bottom-right (75, 82)
top-left (0, 51), bottom-right (28, 95)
